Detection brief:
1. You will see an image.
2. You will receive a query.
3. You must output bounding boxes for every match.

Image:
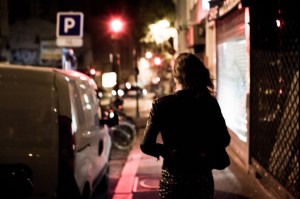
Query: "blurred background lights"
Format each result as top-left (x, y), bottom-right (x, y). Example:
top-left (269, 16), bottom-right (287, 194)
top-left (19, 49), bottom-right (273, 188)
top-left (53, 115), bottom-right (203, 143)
top-left (276, 19), bottom-right (283, 28)
top-left (154, 57), bottom-right (162, 65)
top-left (145, 51), bottom-right (153, 59)
top-left (152, 77), bottom-right (160, 84)
top-left (117, 89), bottom-right (124, 96)
top-left (139, 57), bottom-right (150, 69)
top-left (157, 19), bottom-right (170, 28)
top-left (125, 82), bottom-right (131, 89)
top-left (90, 68), bottom-right (96, 75)
top-left (102, 72), bottom-right (117, 88)
top-left (146, 19), bottom-right (177, 44)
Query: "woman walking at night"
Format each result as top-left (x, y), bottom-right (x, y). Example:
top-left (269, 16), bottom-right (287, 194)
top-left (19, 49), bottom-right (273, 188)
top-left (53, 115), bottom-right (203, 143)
top-left (140, 53), bottom-right (231, 199)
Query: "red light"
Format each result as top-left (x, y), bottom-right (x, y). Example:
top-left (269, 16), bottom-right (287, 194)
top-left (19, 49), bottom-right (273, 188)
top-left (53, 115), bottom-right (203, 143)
top-left (276, 19), bottom-right (281, 28)
top-left (90, 68), bottom-right (96, 76)
top-left (110, 19), bottom-right (124, 33)
top-left (118, 105), bottom-right (123, 110)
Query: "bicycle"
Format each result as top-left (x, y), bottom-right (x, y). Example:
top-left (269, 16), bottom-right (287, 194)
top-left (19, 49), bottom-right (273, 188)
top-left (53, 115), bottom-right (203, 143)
top-left (100, 105), bottom-right (137, 150)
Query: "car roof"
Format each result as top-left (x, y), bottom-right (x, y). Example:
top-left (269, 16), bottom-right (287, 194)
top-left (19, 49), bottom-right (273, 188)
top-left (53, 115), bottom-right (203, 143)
top-left (0, 63), bottom-right (98, 116)
top-left (0, 63), bottom-right (97, 88)
top-left (0, 63), bottom-right (84, 77)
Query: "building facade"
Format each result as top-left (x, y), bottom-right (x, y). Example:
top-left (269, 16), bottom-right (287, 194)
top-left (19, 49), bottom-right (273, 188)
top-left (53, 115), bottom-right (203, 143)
top-left (174, 0), bottom-right (299, 198)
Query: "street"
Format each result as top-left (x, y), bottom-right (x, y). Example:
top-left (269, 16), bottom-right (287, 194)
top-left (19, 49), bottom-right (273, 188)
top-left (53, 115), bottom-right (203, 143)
top-left (1, 1), bottom-right (297, 198)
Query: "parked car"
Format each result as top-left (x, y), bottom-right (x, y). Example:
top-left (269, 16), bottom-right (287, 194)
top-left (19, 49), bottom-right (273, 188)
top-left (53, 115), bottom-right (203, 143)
top-left (0, 64), bottom-right (112, 199)
top-left (123, 82), bottom-right (147, 98)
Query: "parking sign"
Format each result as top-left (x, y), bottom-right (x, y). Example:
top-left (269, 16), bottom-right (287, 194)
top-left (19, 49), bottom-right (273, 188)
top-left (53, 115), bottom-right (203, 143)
top-left (56, 12), bottom-right (84, 47)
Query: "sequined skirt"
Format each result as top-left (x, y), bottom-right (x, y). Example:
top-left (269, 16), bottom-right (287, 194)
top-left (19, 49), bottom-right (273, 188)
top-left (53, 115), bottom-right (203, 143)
top-left (159, 169), bottom-right (214, 199)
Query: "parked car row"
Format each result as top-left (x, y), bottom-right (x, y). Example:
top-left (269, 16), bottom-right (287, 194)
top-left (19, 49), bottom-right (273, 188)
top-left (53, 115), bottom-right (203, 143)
top-left (123, 83), bottom-right (148, 98)
top-left (97, 82), bottom-right (148, 102)
top-left (0, 64), bottom-right (112, 199)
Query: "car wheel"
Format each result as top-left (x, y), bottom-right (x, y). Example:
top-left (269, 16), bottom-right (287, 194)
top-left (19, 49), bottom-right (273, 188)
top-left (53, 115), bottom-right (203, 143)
top-left (111, 126), bottom-right (134, 150)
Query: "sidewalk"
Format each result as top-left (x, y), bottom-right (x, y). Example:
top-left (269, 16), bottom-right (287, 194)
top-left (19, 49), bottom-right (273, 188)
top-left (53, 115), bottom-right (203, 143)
top-left (112, 117), bottom-right (273, 199)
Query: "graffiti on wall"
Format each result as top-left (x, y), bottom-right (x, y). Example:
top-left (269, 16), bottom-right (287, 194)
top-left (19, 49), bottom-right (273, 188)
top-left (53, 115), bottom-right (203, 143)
top-left (9, 49), bottom-right (39, 65)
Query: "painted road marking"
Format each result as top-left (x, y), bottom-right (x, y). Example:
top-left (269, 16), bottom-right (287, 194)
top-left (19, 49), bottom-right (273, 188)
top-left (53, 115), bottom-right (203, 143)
top-left (113, 148), bottom-right (142, 199)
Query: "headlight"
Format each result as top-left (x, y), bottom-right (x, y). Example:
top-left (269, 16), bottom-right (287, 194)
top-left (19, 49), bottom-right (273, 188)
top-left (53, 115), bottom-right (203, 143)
top-left (111, 90), bottom-right (117, 96)
top-left (109, 112), bottom-right (115, 118)
top-left (117, 89), bottom-right (124, 97)
top-left (98, 91), bottom-right (103, 98)
top-left (142, 89), bottom-right (147, 95)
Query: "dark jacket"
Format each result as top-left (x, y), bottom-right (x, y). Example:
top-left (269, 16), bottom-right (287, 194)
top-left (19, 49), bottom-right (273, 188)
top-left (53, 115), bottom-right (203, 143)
top-left (140, 89), bottom-right (231, 173)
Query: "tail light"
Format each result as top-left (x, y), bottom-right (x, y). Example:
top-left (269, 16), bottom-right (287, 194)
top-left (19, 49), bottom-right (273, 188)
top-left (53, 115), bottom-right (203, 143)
top-left (118, 104), bottom-right (123, 110)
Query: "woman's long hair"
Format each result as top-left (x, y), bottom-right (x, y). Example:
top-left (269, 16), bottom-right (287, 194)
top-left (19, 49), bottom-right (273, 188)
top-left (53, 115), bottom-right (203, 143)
top-left (173, 53), bottom-right (215, 95)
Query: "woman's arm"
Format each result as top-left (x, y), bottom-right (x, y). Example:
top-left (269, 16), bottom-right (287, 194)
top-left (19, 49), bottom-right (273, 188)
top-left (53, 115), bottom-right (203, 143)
top-left (140, 101), bottom-right (166, 160)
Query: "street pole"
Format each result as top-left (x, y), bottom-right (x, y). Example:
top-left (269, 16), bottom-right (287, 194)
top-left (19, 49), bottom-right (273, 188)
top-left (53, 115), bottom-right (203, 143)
top-left (133, 48), bottom-right (140, 118)
top-left (111, 38), bottom-right (119, 89)
top-left (110, 18), bottom-right (124, 90)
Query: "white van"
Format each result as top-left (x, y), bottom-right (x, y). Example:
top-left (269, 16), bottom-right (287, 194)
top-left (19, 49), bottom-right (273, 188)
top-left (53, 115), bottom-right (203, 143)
top-left (0, 64), bottom-right (112, 199)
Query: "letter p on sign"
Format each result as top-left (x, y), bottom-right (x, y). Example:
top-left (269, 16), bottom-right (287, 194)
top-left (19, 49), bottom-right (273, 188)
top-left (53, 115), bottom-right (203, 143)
top-left (64, 18), bottom-right (76, 33)
top-left (57, 12), bottom-right (83, 37)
